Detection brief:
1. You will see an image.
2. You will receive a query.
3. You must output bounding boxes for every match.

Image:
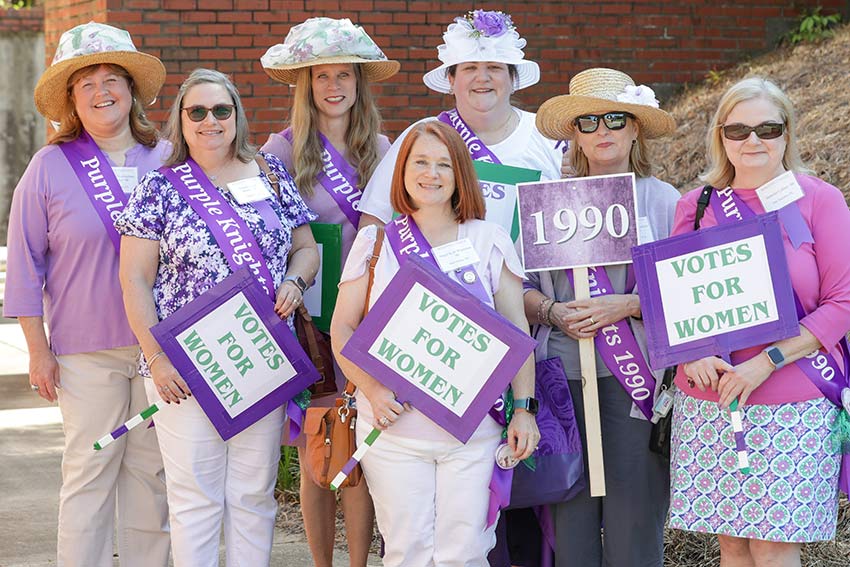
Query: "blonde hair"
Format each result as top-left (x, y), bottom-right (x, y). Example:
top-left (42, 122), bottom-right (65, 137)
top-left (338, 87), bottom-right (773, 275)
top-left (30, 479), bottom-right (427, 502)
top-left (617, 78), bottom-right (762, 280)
top-left (289, 64), bottom-right (383, 196)
top-left (164, 68), bottom-right (256, 166)
top-left (701, 77), bottom-right (810, 188)
top-left (569, 121), bottom-right (652, 178)
top-left (49, 63), bottom-right (158, 147)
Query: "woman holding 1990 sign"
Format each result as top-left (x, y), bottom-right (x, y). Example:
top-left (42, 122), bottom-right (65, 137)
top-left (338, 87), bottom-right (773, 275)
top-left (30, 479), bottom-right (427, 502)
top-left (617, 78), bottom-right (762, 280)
top-left (529, 67), bottom-right (679, 567)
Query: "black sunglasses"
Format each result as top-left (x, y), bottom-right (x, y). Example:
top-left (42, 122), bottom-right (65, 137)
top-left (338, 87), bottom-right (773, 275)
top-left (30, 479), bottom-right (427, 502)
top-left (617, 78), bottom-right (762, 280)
top-left (574, 112), bottom-right (634, 134)
top-left (721, 121), bottom-right (785, 141)
top-left (182, 104), bottom-right (235, 122)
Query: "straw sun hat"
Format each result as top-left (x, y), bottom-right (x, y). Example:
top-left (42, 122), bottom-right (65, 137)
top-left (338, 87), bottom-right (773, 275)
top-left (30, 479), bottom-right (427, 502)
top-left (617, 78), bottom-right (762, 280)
top-left (261, 18), bottom-right (399, 85)
top-left (423, 10), bottom-right (539, 94)
top-left (536, 68), bottom-right (675, 140)
top-left (34, 21), bottom-right (166, 123)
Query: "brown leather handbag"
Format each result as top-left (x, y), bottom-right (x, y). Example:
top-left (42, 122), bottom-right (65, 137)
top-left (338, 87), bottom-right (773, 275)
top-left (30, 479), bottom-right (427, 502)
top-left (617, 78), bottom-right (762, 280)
top-left (303, 227), bottom-right (384, 489)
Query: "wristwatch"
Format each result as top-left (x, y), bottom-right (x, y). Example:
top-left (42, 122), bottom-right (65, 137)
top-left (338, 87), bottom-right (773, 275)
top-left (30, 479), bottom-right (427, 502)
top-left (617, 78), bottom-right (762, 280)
top-left (763, 346), bottom-right (786, 370)
top-left (283, 275), bottom-right (308, 294)
top-left (514, 397), bottom-right (539, 416)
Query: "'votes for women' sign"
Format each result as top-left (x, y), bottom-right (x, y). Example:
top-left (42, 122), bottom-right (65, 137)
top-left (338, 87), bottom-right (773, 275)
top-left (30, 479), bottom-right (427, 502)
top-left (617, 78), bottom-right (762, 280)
top-left (342, 255), bottom-right (536, 443)
top-left (150, 268), bottom-right (320, 440)
top-left (632, 212), bottom-right (799, 369)
top-left (517, 173), bottom-right (638, 272)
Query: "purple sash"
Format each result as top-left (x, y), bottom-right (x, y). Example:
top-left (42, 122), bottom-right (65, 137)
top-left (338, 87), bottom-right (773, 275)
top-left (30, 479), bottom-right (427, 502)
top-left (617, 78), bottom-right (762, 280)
top-left (281, 128), bottom-right (361, 228)
top-left (437, 109), bottom-right (502, 164)
top-left (566, 267), bottom-right (656, 420)
top-left (160, 159), bottom-right (276, 300)
top-left (384, 215), bottom-right (491, 306)
top-left (59, 130), bottom-right (129, 254)
top-left (708, 186), bottom-right (850, 491)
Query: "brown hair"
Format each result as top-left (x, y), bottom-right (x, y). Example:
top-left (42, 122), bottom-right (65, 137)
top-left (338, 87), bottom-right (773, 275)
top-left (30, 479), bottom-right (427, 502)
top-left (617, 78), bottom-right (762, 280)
top-left (390, 121), bottom-right (485, 222)
top-left (49, 63), bottom-right (158, 147)
top-left (289, 64), bottom-right (383, 196)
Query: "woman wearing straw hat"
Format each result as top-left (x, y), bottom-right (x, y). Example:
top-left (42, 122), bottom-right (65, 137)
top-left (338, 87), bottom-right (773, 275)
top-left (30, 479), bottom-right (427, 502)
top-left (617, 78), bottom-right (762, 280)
top-left (357, 9), bottom-right (564, 229)
top-left (530, 68), bottom-right (680, 567)
top-left (669, 77), bottom-right (850, 567)
top-left (117, 68), bottom-right (319, 566)
top-left (3, 21), bottom-right (170, 567)
top-left (259, 17), bottom-right (399, 567)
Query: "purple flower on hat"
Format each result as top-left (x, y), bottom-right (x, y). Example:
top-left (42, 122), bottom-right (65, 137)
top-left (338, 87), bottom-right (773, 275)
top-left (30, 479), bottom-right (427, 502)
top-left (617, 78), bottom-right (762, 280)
top-left (463, 10), bottom-right (515, 38)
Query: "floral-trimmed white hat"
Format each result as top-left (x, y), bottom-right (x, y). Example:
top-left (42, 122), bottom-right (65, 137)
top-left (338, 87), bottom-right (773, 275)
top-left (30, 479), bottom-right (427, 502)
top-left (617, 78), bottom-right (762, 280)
top-left (34, 21), bottom-right (166, 122)
top-left (536, 68), bottom-right (676, 140)
top-left (261, 17), bottom-right (400, 85)
top-left (422, 10), bottom-right (540, 94)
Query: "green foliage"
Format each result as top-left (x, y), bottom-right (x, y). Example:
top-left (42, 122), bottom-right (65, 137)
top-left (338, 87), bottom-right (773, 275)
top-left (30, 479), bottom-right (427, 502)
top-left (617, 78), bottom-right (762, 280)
top-left (276, 445), bottom-right (301, 495)
top-left (0, 0), bottom-right (35, 9)
top-left (785, 8), bottom-right (842, 45)
top-left (705, 68), bottom-right (726, 85)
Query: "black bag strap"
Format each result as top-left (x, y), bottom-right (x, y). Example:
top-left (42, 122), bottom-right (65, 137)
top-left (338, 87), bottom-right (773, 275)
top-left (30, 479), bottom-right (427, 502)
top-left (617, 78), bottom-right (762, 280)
top-left (694, 185), bottom-right (714, 230)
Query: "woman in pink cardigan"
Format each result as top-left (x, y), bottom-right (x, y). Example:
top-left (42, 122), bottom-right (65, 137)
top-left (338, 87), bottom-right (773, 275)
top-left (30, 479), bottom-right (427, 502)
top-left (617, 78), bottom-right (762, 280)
top-left (668, 77), bottom-right (850, 566)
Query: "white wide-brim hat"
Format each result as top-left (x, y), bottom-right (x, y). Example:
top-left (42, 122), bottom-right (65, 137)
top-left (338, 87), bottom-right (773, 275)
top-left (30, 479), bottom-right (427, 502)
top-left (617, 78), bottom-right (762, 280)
top-left (536, 68), bottom-right (676, 140)
top-left (261, 17), bottom-right (399, 86)
top-left (34, 21), bottom-right (165, 123)
top-left (422, 10), bottom-right (540, 94)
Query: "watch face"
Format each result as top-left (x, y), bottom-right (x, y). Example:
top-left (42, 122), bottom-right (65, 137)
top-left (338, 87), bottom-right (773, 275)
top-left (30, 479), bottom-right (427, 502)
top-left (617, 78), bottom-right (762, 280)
top-left (768, 348), bottom-right (784, 365)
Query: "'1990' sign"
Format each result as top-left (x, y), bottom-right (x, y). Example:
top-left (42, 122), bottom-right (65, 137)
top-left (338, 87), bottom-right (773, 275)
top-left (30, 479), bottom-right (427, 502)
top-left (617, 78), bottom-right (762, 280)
top-left (517, 173), bottom-right (639, 272)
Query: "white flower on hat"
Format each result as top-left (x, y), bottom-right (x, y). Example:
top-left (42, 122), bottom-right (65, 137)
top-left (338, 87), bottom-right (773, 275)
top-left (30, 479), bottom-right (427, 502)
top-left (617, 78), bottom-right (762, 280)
top-left (616, 85), bottom-right (660, 108)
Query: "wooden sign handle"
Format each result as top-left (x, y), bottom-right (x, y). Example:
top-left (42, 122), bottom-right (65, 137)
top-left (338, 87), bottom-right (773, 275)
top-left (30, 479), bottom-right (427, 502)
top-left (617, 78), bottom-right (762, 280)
top-left (573, 266), bottom-right (606, 497)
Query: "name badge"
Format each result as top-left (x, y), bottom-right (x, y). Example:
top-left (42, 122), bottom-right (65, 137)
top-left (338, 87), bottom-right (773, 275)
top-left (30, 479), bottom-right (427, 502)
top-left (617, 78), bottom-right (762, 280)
top-left (432, 238), bottom-right (481, 273)
top-left (756, 171), bottom-right (804, 212)
top-left (113, 166), bottom-right (138, 194)
top-left (227, 177), bottom-right (273, 204)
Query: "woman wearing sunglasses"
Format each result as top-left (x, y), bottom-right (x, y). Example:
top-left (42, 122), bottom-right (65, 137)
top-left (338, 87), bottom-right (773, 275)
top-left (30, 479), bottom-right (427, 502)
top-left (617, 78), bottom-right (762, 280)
top-left (116, 68), bottom-right (319, 566)
top-left (668, 77), bottom-right (850, 566)
top-left (531, 68), bottom-right (679, 567)
top-left (259, 18), bottom-right (399, 567)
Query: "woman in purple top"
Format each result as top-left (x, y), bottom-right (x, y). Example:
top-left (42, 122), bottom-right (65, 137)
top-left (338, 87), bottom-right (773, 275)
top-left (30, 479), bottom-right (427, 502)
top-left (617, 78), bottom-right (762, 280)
top-left (259, 18), bottom-right (399, 566)
top-left (3, 22), bottom-right (170, 567)
top-left (669, 77), bottom-right (850, 565)
top-left (117, 68), bottom-right (318, 566)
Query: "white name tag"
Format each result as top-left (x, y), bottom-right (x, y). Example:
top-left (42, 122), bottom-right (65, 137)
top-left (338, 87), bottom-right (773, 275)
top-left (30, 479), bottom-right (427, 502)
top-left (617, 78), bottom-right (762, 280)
top-left (227, 177), bottom-right (272, 204)
top-left (432, 238), bottom-right (481, 273)
top-left (112, 166), bottom-right (138, 194)
top-left (756, 171), bottom-right (804, 212)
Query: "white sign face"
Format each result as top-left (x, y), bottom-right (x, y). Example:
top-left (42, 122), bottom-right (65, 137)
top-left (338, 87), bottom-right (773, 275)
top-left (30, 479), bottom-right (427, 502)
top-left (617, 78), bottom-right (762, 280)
top-left (176, 293), bottom-right (298, 417)
top-left (481, 180), bottom-right (518, 234)
top-left (656, 235), bottom-right (779, 346)
top-left (303, 242), bottom-right (323, 318)
top-left (366, 282), bottom-right (509, 416)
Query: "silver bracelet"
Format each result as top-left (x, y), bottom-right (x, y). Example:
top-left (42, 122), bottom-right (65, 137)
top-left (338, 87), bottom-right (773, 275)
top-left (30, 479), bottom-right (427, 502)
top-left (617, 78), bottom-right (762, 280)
top-left (147, 350), bottom-right (166, 369)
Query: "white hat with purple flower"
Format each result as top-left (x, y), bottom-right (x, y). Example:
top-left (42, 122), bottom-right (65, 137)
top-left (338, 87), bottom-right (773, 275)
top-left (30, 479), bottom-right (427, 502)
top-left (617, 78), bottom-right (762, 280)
top-left (422, 10), bottom-right (540, 94)
top-left (261, 17), bottom-right (400, 85)
top-left (34, 21), bottom-right (165, 122)
top-left (536, 68), bottom-right (675, 139)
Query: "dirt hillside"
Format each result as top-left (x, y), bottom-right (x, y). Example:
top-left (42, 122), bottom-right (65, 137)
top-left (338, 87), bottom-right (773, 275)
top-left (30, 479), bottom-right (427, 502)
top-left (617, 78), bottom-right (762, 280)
top-left (648, 23), bottom-right (850, 198)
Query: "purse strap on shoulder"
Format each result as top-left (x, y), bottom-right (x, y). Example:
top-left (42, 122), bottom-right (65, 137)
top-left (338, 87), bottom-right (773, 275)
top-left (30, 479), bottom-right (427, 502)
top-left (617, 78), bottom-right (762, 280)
top-left (255, 154), bottom-right (281, 199)
top-left (342, 226), bottom-right (385, 398)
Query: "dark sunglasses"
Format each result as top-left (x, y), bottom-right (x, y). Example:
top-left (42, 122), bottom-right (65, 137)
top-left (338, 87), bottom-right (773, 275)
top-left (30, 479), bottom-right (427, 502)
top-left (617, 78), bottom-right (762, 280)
top-left (574, 112), bottom-right (634, 134)
top-left (721, 121), bottom-right (785, 141)
top-left (182, 104), bottom-right (235, 122)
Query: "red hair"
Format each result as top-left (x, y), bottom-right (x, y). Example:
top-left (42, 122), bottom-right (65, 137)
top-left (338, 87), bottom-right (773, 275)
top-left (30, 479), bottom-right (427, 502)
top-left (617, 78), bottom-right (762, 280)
top-left (390, 121), bottom-right (485, 222)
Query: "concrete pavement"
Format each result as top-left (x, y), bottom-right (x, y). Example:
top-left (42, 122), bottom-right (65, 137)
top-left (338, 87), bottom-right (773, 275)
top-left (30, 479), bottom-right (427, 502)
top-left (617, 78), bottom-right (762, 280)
top-left (0, 319), bottom-right (378, 566)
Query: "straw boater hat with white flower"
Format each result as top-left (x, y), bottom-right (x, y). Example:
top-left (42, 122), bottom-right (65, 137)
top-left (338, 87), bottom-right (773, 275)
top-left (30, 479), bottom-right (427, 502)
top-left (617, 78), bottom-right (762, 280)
top-left (423, 10), bottom-right (540, 94)
top-left (260, 17), bottom-right (400, 85)
top-left (34, 21), bottom-right (166, 123)
top-left (536, 68), bottom-right (676, 140)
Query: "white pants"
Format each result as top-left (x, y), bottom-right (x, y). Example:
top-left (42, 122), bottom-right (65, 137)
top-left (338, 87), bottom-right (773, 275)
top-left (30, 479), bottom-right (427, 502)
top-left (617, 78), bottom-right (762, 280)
top-left (56, 346), bottom-right (169, 567)
top-left (145, 379), bottom-right (283, 567)
top-left (357, 417), bottom-right (501, 567)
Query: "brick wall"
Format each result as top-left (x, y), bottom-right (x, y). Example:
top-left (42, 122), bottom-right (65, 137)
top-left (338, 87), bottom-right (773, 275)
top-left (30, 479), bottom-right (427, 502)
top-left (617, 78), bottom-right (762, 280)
top-left (1, 5), bottom-right (44, 33)
top-left (31, 0), bottom-right (850, 141)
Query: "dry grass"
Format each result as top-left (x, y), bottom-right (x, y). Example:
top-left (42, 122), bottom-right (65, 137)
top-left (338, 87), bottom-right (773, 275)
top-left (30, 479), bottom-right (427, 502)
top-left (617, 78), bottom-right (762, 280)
top-left (648, 23), bottom-right (850, 197)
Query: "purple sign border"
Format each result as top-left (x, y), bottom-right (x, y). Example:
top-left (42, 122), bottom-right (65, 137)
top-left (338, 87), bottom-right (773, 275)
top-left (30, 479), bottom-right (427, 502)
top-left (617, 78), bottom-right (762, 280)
top-left (150, 268), bottom-right (320, 441)
top-left (341, 255), bottom-right (536, 443)
top-left (632, 212), bottom-right (799, 369)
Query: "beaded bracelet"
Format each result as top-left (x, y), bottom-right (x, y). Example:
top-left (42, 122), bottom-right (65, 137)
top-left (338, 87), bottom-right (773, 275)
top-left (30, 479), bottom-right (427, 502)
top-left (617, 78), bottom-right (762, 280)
top-left (147, 350), bottom-right (166, 369)
top-left (537, 297), bottom-right (554, 326)
top-left (545, 300), bottom-right (558, 327)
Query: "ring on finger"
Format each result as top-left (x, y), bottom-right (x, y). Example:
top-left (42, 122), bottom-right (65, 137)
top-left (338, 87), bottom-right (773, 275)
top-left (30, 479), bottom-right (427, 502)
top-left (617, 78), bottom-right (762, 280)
top-left (589, 316), bottom-right (596, 325)
top-left (378, 416), bottom-right (390, 427)
top-left (30, 384), bottom-right (39, 391)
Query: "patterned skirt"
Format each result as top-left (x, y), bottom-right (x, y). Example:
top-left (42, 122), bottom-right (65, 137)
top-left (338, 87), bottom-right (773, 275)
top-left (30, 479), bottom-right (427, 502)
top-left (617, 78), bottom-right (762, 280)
top-left (668, 391), bottom-right (841, 542)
